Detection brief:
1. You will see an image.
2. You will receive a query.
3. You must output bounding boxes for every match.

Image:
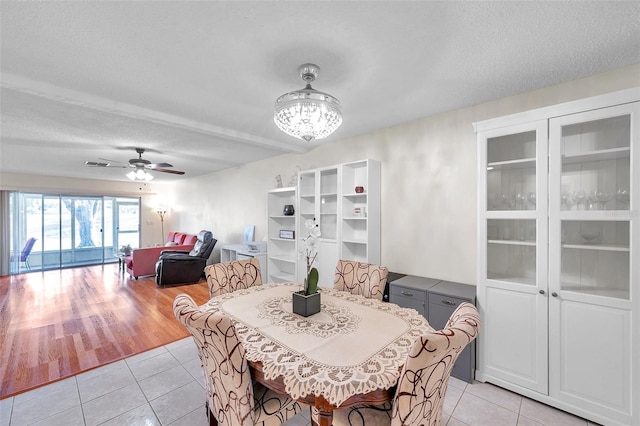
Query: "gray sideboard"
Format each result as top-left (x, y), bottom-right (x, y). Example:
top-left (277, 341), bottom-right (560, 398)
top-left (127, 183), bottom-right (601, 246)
top-left (388, 275), bottom-right (476, 383)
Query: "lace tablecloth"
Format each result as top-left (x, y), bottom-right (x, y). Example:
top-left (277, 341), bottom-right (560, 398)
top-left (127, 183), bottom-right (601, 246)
top-left (201, 283), bottom-right (434, 406)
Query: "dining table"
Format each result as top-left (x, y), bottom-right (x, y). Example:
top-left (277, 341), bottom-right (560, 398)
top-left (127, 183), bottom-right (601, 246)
top-left (199, 282), bottom-right (435, 426)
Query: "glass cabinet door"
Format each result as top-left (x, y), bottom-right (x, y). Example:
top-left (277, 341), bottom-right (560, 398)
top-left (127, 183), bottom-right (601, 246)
top-left (482, 122), bottom-right (547, 288)
top-left (548, 100), bottom-right (638, 423)
top-left (550, 103), bottom-right (637, 301)
top-left (477, 119), bottom-right (549, 394)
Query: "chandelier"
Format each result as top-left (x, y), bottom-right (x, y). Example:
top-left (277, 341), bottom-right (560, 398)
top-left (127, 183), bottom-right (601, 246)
top-left (126, 166), bottom-right (154, 181)
top-left (274, 63), bottom-right (342, 142)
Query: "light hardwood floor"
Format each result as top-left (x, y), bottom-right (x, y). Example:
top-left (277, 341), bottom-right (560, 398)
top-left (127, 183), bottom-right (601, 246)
top-left (0, 263), bottom-right (210, 399)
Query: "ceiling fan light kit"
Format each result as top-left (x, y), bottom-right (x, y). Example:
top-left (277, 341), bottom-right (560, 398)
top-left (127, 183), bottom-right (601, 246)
top-left (274, 63), bottom-right (343, 142)
top-left (127, 168), bottom-right (154, 181)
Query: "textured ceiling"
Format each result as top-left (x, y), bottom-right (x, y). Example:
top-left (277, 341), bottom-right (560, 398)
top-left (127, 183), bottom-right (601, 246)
top-left (1, 1), bottom-right (639, 183)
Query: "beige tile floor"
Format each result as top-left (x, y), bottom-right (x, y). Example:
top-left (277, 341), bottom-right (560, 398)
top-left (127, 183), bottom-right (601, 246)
top-left (0, 337), bottom-right (600, 426)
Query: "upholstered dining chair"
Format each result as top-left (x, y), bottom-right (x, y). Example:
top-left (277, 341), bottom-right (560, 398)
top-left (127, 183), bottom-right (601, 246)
top-left (313, 302), bottom-right (481, 426)
top-left (173, 294), bottom-right (302, 426)
top-left (204, 258), bottom-right (263, 298)
top-left (333, 260), bottom-right (389, 300)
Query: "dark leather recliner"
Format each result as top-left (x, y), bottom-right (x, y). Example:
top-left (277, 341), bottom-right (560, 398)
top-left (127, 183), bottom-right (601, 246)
top-left (155, 230), bottom-right (217, 287)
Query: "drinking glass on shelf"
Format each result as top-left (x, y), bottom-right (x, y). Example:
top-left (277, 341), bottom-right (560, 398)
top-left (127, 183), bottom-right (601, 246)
top-left (561, 191), bottom-right (573, 210)
top-left (515, 193), bottom-right (527, 210)
top-left (527, 192), bottom-right (536, 209)
top-left (502, 193), bottom-right (515, 210)
top-left (616, 188), bottom-right (630, 210)
top-left (487, 192), bottom-right (499, 210)
top-left (572, 190), bottom-right (587, 210)
top-left (593, 190), bottom-right (612, 210)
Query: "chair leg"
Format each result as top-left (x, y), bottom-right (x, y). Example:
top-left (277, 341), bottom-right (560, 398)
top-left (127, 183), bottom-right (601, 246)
top-left (205, 401), bottom-right (218, 426)
top-left (25, 259), bottom-right (30, 270)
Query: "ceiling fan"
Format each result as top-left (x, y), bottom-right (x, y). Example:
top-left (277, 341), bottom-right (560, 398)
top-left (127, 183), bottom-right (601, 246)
top-left (85, 148), bottom-right (185, 179)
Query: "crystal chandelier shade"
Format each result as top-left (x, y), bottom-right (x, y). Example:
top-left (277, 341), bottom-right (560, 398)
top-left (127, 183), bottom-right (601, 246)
top-left (274, 64), bottom-right (342, 142)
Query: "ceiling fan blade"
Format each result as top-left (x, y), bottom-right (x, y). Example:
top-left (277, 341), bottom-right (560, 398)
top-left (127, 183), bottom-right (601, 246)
top-left (148, 162), bottom-right (173, 169)
top-left (99, 157), bottom-right (125, 164)
top-left (85, 161), bottom-right (109, 167)
top-left (154, 168), bottom-right (185, 175)
top-left (85, 161), bottom-right (127, 168)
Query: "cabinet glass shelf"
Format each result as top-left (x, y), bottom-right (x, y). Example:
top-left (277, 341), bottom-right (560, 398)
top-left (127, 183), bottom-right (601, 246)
top-left (562, 147), bottom-right (630, 164)
top-left (487, 158), bottom-right (536, 169)
top-left (562, 243), bottom-right (629, 252)
top-left (343, 217), bottom-right (367, 221)
top-left (488, 239), bottom-right (536, 246)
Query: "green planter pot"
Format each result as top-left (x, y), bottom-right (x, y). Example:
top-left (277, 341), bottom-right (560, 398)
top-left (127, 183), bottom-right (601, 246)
top-left (292, 291), bottom-right (321, 317)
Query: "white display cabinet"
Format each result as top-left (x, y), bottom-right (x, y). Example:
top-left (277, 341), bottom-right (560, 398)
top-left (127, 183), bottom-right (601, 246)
top-left (476, 89), bottom-right (639, 426)
top-left (296, 160), bottom-right (381, 287)
top-left (266, 187), bottom-right (297, 283)
top-left (298, 166), bottom-right (340, 287)
top-left (340, 160), bottom-right (381, 264)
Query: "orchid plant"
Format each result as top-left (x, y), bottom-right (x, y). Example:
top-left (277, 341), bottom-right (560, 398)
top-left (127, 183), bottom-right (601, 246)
top-left (299, 217), bottom-right (321, 295)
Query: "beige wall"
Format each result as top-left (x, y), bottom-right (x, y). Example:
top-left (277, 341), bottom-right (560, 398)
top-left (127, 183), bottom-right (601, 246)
top-left (3, 63), bottom-right (639, 283)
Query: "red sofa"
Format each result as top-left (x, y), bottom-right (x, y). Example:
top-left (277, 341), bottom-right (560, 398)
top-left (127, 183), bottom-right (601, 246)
top-left (125, 232), bottom-right (198, 279)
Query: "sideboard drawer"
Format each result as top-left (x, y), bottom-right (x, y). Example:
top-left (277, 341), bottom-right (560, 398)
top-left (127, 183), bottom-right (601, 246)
top-left (388, 276), bottom-right (440, 319)
top-left (390, 285), bottom-right (424, 300)
top-left (427, 294), bottom-right (469, 326)
top-left (390, 289), bottom-right (427, 317)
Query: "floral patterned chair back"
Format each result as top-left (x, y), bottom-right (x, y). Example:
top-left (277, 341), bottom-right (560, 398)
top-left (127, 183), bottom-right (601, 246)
top-left (204, 258), bottom-right (263, 298)
top-left (312, 301), bottom-right (480, 426)
top-left (173, 294), bottom-right (301, 426)
top-left (333, 260), bottom-right (389, 300)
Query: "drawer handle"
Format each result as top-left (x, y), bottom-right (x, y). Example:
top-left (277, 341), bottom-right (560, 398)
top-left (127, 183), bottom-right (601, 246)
top-left (400, 291), bottom-right (414, 297)
top-left (441, 299), bottom-right (457, 306)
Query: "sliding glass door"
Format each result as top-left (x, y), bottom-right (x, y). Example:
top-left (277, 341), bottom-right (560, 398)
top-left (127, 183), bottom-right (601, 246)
top-left (8, 192), bottom-right (140, 273)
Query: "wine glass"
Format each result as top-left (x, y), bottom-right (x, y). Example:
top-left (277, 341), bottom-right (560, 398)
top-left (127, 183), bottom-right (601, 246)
top-left (487, 192), bottom-right (499, 210)
top-left (572, 190), bottom-right (586, 210)
top-left (561, 191), bottom-right (573, 210)
top-left (527, 192), bottom-right (536, 209)
top-left (616, 188), bottom-right (630, 210)
top-left (515, 193), bottom-right (527, 210)
top-left (502, 193), bottom-right (515, 210)
top-left (593, 190), bottom-right (612, 210)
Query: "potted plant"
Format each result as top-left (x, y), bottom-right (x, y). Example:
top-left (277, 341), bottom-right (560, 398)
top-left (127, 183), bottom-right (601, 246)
top-left (293, 218), bottom-right (321, 316)
top-left (120, 244), bottom-right (132, 255)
